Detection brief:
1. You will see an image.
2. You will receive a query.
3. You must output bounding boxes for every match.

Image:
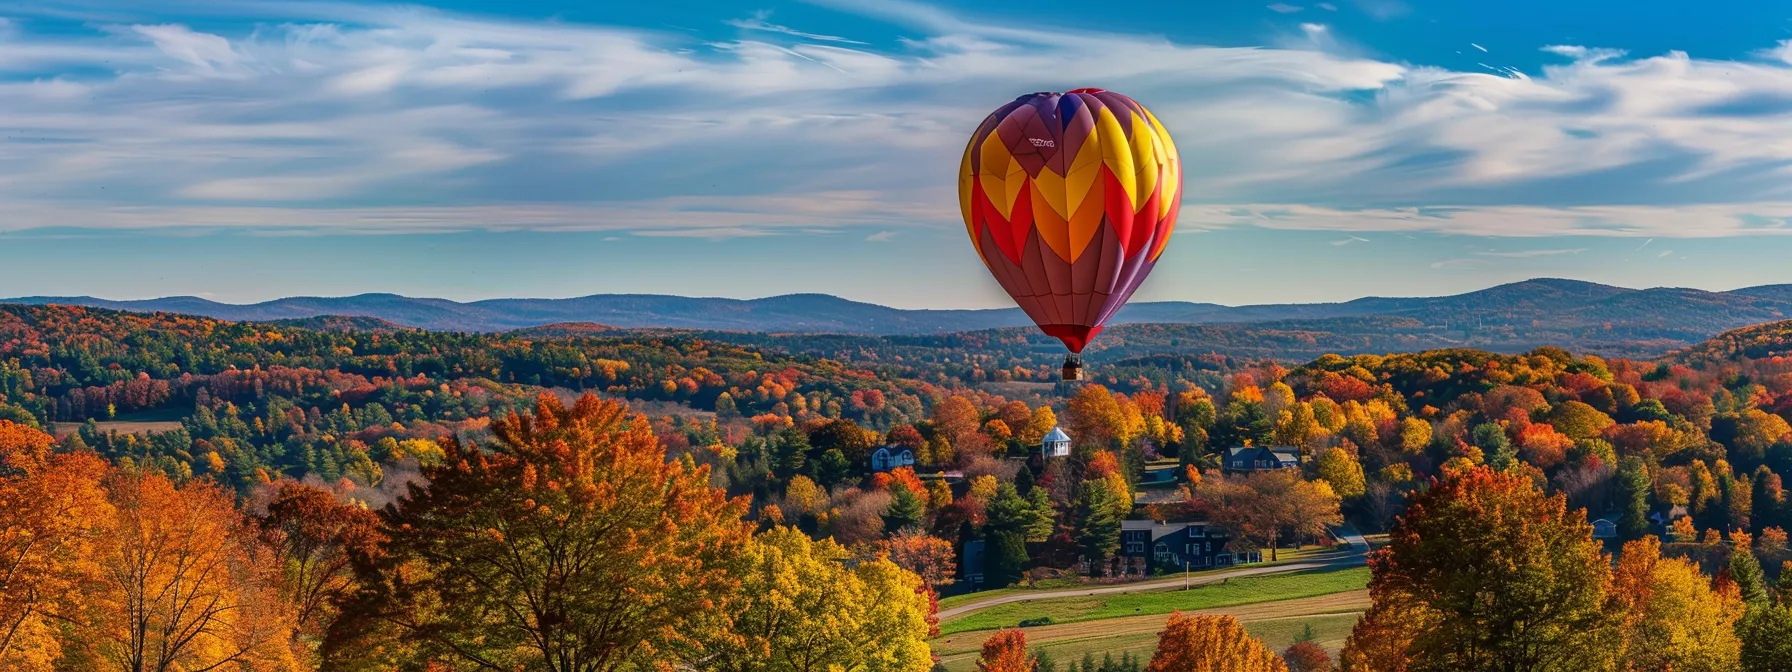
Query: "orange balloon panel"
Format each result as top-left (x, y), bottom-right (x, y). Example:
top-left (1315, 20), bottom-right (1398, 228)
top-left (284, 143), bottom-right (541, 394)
top-left (959, 89), bottom-right (1181, 353)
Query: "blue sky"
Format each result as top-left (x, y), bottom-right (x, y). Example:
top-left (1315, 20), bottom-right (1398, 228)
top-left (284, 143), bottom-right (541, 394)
top-left (5, 0), bottom-right (1792, 308)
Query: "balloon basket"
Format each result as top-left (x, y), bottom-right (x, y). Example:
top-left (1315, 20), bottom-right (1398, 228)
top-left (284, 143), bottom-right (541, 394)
top-left (1061, 354), bottom-right (1085, 381)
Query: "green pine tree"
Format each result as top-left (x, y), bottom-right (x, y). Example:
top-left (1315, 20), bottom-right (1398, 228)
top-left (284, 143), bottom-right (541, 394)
top-left (1074, 480), bottom-right (1122, 562)
top-left (883, 487), bottom-right (925, 532)
top-left (1616, 457), bottom-right (1653, 541)
top-left (1733, 545), bottom-right (1770, 607)
top-left (1739, 604), bottom-right (1792, 671)
top-left (983, 529), bottom-right (1029, 588)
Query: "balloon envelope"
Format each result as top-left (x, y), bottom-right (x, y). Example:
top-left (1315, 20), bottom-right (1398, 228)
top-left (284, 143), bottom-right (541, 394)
top-left (958, 88), bottom-right (1181, 353)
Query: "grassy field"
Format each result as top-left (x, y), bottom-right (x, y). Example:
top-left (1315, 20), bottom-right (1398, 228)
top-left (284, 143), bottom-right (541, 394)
top-left (931, 591), bottom-right (1368, 671)
top-left (940, 565), bottom-right (1369, 635)
top-left (52, 407), bottom-right (190, 438)
top-left (938, 546), bottom-right (1346, 612)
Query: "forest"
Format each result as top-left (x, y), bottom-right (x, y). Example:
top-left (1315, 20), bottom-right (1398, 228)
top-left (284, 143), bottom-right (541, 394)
top-left (6, 302), bottom-right (1792, 670)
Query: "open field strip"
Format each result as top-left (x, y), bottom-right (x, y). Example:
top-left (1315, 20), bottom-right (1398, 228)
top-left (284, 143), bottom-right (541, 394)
top-left (931, 589), bottom-right (1370, 670)
top-left (940, 565), bottom-right (1370, 634)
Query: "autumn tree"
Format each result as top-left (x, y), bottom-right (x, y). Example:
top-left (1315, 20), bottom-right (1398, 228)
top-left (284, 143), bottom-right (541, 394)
top-left (1608, 536), bottom-right (1743, 671)
top-left (977, 628), bottom-right (1035, 672)
top-left (708, 527), bottom-right (933, 672)
top-left (882, 528), bottom-right (957, 588)
top-left (808, 418), bottom-right (878, 463)
top-left (1340, 467), bottom-right (1610, 671)
top-left (0, 421), bottom-right (111, 670)
top-left (1197, 471), bottom-right (1339, 561)
top-left (1289, 479), bottom-right (1344, 548)
top-left (346, 394), bottom-right (751, 669)
top-left (934, 395), bottom-right (988, 462)
top-left (1146, 612), bottom-right (1287, 672)
top-left (76, 472), bottom-right (296, 672)
top-left (1315, 447), bottom-right (1365, 499)
top-left (1281, 641), bottom-right (1332, 672)
top-left (1069, 385), bottom-right (1129, 449)
top-left (256, 481), bottom-right (387, 664)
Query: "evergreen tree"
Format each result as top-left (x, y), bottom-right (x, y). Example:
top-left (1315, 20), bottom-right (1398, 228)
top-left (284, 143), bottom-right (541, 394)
top-left (1015, 464), bottom-right (1036, 495)
top-left (811, 448), bottom-right (850, 489)
top-left (1733, 544), bottom-right (1770, 607)
top-left (1074, 479), bottom-right (1122, 562)
top-left (1473, 423), bottom-right (1516, 470)
top-left (983, 529), bottom-right (1029, 588)
top-left (1723, 467), bottom-right (1755, 533)
top-left (1616, 457), bottom-right (1653, 541)
top-left (1026, 486), bottom-right (1057, 542)
top-left (1739, 604), bottom-right (1792, 672)
top-left (884, 487), bottom-right (925, 532)
top-left (771, 427), bottom-right (810, 481)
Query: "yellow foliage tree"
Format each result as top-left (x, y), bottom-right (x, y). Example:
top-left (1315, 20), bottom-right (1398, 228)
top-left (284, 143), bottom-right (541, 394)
top-left (784, 474), bottom-right (829, 515)
top-left (1316, 447), bottom-right (1366, 499)
top-left (709, 527), bottom-right (933, 672)
top-left (1609, 536), bottom-right (1743, 671)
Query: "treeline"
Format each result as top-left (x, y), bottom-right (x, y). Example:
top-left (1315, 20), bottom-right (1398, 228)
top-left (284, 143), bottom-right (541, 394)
top-left (970, 465), bottom-right (1792, 671)
top-left (0, 397), bottom-right (936, 671)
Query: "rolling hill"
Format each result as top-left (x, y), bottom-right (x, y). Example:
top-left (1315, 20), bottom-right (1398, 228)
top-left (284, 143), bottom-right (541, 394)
top-left (11, 278), bottom-right (1792, 358)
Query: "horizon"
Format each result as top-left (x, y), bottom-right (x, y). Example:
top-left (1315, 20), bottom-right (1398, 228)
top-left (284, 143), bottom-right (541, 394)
top-left (12, 275), bottom-right (1792, 310)
top-left (8, 0), bottom-right (1792, 308)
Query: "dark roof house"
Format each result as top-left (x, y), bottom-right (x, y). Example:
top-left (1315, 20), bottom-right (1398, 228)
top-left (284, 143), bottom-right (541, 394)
top-left (871, 446), bottom-right (915, 472)
top-left (1224, 446), bottom-right (1299, 473)
top-left (1118, 520), bottom-right (1259, 573)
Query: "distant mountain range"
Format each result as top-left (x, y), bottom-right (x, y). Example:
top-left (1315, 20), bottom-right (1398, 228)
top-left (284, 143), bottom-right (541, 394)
top-left (8, 279), bottom-right (1791, 339)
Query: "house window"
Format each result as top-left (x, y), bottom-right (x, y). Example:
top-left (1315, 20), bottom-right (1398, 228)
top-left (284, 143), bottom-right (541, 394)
top-left (1154, 543), bottom-right (1170, 562)
top-left (1126, 541), bottom-right (1144, 554)
top-left (1205, 542), bottom-right (1212, 552)
top-left (1189, 526), bottom-right (1205, 537)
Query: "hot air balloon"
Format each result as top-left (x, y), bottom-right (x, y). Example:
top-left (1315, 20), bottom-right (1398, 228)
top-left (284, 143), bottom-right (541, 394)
top-left (958, 89), bottom-right (1182, 380)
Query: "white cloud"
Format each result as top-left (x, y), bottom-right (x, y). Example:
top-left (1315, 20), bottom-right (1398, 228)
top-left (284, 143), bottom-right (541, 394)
top-left (4, 1), bottom-right (1792, 242)
top-left (1183, 203), bottom-right (1792, 238)
top-left (1268, 3), bottom-right (1304, 13)
top-left (727, 11), bottom-right (868, 44)
top-left (866, 230), bottom-right (897, 242)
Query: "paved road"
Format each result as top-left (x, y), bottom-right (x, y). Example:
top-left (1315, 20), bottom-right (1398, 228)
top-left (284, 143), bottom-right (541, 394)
top-left (938, 546), bottom-right (1368, 621)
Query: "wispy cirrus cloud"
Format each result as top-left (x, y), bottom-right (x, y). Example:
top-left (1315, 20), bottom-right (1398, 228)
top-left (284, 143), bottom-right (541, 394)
top-left (1474, 248), bottom-right (1587, 258)
top-left (726, 10), bottom-right (868, 44)
top-left (6, 0), bottom-right (1792, 242)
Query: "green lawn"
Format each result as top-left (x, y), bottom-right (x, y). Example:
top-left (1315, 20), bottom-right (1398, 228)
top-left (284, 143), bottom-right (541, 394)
top-left (937, 613), bottom-right (1362, 671)
top-left (940, 566), bottom-right (1370, 635)
top-left (938, 546), bottom-right (1347, 613)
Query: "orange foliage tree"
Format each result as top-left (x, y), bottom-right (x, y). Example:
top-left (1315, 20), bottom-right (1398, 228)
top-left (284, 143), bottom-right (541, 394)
top-left (348, 393), bottom-right (752, 669)
top-left (976, 628), bottom-right (1034, 672)
top-left (0, 421), bottom-right (111, 669)
top-left (255, 481), bottom-right (387, 661)
top-left (1146, 612), bottom-right (1287, 672)
top-left (78, 472), bottom-right (296, 671)
top-left (1340, 466), bottom-right (1609, 671)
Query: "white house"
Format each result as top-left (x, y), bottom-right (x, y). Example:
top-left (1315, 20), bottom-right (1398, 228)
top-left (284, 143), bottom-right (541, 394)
top-left (871, 446), bottom-right (915, 472)
top-left (1042, 427), bottom-right (1071, 458)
